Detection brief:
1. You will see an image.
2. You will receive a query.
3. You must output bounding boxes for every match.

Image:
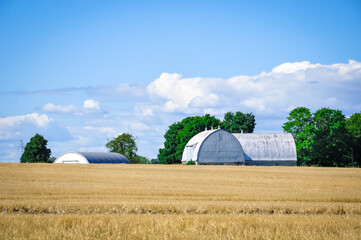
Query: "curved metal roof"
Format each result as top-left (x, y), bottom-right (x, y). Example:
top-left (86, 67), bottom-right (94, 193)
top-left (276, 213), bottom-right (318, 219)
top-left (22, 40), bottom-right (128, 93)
top-left (78, 152), bottom-right (130, 164)
top-left (232, 133), bottom-right (297, 161)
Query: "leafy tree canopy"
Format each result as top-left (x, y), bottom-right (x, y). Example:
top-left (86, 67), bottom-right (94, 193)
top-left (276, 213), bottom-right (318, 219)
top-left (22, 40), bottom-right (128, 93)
top-left (283, 107), bottom-right (314, 166)
top-left (20, 134), bottom-right (51, 163)
top-left (283, 107), bottom-right (354, 167)
top-left (312, 108), bottom-right (351, 167)
top-left (106, 133), bottom-right (139, 164)
top-left (222, 111), bottom-right (256, 133)
top-left (346, 112), bottom-right (361, 166)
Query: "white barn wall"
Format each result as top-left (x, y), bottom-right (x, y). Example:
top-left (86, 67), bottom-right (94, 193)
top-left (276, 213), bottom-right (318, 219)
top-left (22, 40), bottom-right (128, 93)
top-left (182, 129), bottom-right (245, 165)
top-left (54, 152), bottom-right (89, 164)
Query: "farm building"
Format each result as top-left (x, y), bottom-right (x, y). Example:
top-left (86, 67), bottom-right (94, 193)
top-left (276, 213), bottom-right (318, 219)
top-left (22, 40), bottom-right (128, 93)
top-left (182, 129), bottom-right (297, 166)
top-left (54, 152), bottom-right (130, 164)
top-left (232, 133), bottom-right (297, 166)
top-left (181, 129), bottom-right (245, 165)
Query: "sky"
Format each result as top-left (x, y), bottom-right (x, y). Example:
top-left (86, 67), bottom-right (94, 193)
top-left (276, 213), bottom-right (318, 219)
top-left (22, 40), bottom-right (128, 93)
top-left (0, 0), bottom-right (361, 162)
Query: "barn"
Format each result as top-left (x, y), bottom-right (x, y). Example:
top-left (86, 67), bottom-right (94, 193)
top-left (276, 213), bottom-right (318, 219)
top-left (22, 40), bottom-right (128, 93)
top-left (232, 133), bottom-right (297, 166)
top-left (54, 152), bottom-right (130, 164)
top-left (182, 129), bottom-right (297, 166)
top-left (181, 129), bottom-right (245, 165)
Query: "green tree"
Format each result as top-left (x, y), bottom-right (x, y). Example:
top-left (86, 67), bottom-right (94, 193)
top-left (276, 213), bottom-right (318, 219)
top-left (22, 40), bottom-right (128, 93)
top-left (48, 156), bottom-right (56, 163)
top-left (20, 134), bottom-right (51, 163)
top-left (312, 108), bottom-right (351, 167)
top-left (158, 121), bottom-right (184, 164)
top-left (283, 107), bottom-right (353, 167)
top-left (283, 107), bottom-right (314, 166)
top-left (106, 133), bottom-right (139, 163)
top-left (137, 155), bottom-right (150, 164)
top-left (346, 112), bottom-right (361, 167)
top-left (158, 114), bottom-right (221, 164)
top-left (222, 111), bottom-right (256, 133)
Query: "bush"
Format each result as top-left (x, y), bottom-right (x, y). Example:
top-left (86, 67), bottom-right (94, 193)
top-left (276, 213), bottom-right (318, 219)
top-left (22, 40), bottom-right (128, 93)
top-left (186, 160), bottom-right (196, 165)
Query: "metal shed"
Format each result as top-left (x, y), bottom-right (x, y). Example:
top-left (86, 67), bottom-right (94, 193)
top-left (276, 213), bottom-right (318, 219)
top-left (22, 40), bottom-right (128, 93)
top-left (232, 133), bottom-right (297, 166)
top-left (181, 129), bottom-right (245, 165)
top-left (54, 152), bottom-right (130, 164)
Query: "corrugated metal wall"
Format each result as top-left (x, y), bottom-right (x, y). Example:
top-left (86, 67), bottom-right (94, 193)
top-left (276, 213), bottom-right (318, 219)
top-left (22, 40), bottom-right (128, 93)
top-left (198, 130), bottom-right (245, 164)
top-left (232, 133), bottom-right (297, 165)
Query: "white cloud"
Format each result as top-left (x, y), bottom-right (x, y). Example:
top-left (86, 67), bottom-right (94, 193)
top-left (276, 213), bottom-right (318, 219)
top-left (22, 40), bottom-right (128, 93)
top-left (241, 98), bottom-right (266, 112)
top-left (83, 99), bottom-right (101, 112)
top-left (0, 113), bottom-right (52, 129)
top-left (0, 113), bottom-right (71, 144)
top-left (272, 61), bottom-right (320, 74)
top-left (42, 103), bottom-right (77, 114)
top-left (146, 60), bottom-right (361, 115)
top-left (147, 73), bottom-right (224, 113)
top-left (189, 93), bottom-right (220, 108)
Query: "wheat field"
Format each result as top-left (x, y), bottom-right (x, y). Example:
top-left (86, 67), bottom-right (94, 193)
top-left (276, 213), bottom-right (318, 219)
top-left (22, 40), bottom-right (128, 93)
top-left (0, 163), bottom-right (360, 239)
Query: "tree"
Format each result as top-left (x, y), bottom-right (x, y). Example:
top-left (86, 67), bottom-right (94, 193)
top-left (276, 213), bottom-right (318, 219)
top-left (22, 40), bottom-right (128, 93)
top-left (158, 114), bottom-right (221, 164)
top-left (283, 107), bottom-right (353, 167)
top-left (222, 111), bottom-right (256, 133)
top-left (158, 121), bottom-right (184, 164)
top-left (137, 155), bottom-right (150, 164)
top-left (106, 133), bottom-right (139, 163)
top-left (312, 108), bottom-right (351, 167)
top-left (20, 134), bottom-right (51, 163)
top-left (283, 107), bottom-right (314, 166)
top-left (48, 156), bottom-right (56, 163)
top-left (346, 112), bottom-right (361, 167)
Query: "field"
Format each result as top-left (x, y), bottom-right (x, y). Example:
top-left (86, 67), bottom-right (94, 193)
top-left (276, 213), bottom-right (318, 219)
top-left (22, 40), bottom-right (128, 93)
top-left (0, 163), bottom-right (361, 239)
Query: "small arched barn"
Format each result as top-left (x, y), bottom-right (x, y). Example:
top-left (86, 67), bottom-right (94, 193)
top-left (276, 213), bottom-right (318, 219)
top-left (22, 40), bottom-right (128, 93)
top-left (54, 152), bottom-right (130, 164)
top-left (181, 129), bottom-right (245, 165)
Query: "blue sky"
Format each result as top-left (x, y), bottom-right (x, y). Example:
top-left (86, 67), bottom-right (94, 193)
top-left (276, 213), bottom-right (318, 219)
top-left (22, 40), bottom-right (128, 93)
top-left (1, 0), bottom-right (361, 162)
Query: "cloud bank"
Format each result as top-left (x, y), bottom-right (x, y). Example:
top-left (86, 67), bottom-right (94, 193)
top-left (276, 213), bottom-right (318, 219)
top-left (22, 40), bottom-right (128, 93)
top-left (146, 60), bottom-right (361, 116)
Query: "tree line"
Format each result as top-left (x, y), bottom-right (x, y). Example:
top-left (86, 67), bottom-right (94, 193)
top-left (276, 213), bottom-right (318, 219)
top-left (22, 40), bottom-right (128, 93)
top-left (20, 107), bottom-right (360, 167)
top-left (283, 107), bottom-right (360, 167)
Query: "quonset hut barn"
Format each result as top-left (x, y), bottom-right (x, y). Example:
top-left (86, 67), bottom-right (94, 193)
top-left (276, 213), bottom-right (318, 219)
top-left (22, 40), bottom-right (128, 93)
top-left (181, 129), bottom-right (245, 165)
top-left (182, 129), bottom-right (297, 166)
top-left (233, 133), bottom-right (297, 166)
top-left (54, 152), bottom-right (130, 164)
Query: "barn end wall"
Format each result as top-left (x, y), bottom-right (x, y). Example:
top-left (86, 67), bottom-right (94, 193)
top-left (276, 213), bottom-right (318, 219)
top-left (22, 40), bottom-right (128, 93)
top-left (197, 130), bottom-right (245, 165)
top-left (54, 152), bottom-right (89, 164)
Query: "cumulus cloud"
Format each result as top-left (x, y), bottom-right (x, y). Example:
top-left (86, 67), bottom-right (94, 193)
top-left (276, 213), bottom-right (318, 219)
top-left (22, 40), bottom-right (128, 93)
top-left (0, 113), bottom-right (71, 142)
top-left (42, 103), bottom-right (77, 114)
top-left (146, 60), bottom-right (361, 116)
top-left (271, 61), bottom-right (320, 74)
top-left (42, 99), bottom-right (105, 115)
top-left (83, 99), bottom-right (101, 112)
top-left (147, 73), bottom-right (225, 113)
top-left (0, 113), bottom-right (52, 129)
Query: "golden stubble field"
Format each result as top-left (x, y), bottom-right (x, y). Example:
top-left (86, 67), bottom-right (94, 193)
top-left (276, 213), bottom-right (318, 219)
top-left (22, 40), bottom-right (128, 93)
top-left (0, 163), bottom-right (360, 239)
